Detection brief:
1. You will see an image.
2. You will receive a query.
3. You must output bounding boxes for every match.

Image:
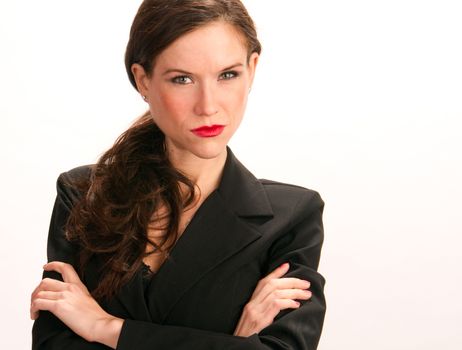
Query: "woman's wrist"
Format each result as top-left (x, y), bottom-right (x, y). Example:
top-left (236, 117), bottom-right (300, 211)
top-left (94, 316), bottom-right (124, 349)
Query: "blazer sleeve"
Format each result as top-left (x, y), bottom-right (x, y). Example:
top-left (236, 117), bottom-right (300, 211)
top-left (115, 191), bottom-right (326, 350)
top-left (33, 174), bottom-right (326, 350)
top-left (32, 173), bottom-right (110, 350)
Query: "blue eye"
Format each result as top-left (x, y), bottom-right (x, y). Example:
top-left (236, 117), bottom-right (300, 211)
top-left (171, 76), bottom-right (192, 84)
top-left (220, 71), bottom-right (239, 80)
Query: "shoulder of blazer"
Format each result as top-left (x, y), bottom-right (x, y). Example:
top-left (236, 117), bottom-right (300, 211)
top-left (55, 164), bottom-right (94, 207)
top-left (259, 178), bottom-right (322, 203)
top-left (258, 178), bottom-right (324, 226)
top-left (218, 148), bottom-right (323, 224)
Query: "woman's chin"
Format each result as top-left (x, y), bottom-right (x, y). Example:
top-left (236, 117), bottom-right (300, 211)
top-left (166, 138), bottom-right (229, 161)
top-left (189, 142), bottom-right (228, 160)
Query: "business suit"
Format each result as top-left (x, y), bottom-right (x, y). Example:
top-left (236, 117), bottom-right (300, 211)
top-left (32, 147), bottom-right (326, 349)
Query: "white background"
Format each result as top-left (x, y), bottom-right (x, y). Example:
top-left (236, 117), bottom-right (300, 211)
top-left (1, 1), bottom-right (461, 349)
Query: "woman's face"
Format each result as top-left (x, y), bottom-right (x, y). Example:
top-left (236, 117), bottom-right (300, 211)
top-left (132, 21), bottom-right (259, 161)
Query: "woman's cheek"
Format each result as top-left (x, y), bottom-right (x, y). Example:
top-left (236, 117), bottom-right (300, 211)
top-left (154, 92), bottom-right (192, 127)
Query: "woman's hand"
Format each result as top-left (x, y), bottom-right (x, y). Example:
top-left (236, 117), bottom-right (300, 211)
top-left (233, 263), bottom-right (312, 337)
top-left (30, 261), bottom-right (123, 349)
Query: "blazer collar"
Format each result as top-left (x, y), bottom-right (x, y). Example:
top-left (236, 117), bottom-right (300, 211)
top-left (217, 146), bottom-right (273, 217)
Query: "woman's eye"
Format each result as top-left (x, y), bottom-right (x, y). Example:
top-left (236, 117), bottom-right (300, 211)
top-left (171, 76), bottom-right (192, 84)
top-left (219, 71), bottom-right (239, 80)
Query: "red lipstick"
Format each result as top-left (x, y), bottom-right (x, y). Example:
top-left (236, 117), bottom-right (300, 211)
top-left (191, 125), bottom-right (225, 138)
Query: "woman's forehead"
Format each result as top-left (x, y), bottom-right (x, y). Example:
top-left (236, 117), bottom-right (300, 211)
top-left (154, 21), bottom-right (248, 73)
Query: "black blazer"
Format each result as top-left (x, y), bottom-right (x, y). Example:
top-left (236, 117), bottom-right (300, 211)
top-left (32, 148), bottom-right (326, 349)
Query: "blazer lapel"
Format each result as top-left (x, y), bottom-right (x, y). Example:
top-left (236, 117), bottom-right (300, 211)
top-left (145, 147), bottom-right (274, 323)
top-left (111, 270), bottom-right (153, 322)
top-left (86, 255), bottom-right (153, 322)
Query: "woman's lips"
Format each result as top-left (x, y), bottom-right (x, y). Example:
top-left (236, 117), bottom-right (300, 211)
top-left (191, 125), bottom-right (225, 138)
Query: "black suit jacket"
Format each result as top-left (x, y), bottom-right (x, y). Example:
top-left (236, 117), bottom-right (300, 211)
top-left (32, 148), bottom-right (326, 349)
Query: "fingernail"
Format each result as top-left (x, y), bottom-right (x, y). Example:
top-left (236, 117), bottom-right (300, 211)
top-left (280, 262), bottom-right (289, 269)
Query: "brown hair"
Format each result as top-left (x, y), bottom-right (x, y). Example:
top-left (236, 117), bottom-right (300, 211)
top-left (66, 0), bottom-right (261, 300)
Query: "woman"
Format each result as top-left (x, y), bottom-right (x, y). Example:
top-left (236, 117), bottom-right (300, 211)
top-left (31, 0), bottom-right (326, 349)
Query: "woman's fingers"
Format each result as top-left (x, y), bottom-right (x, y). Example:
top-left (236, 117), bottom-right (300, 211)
top-left (30, 291), bottom-right (62, 319)
top-left (35, 290), bottom-right (65, 301)
top-left (267, 298), bottom-right (301, 312)
top-left (30, 262), bottom-right (87, 320)
top-left (30, 299), bottom-right (55, 320)
top-left (32, 278), bottom-right (67, 296)
top-left (235, 288), bottom-right (310, 337)
top-left (268, 287), bottom-right (312, 302)
top-left (30, 279), bottom-right (64, 319)
top-left (30, 261), bottom-right (123, 345)
top-left (30, 278), bottom-right (67, 318)
top-left (252, 263), bottom-right (290, 296)
top-left (265, 277), bottom-right (310, 290)
top-left (251, 287), bottom-right (312, 314)
top-left (234, 262), bottom-right (313, 337)
top-left (264, 263), bottom-right (290, 280)
top-left (253, 276), bottom-right (311, 304)
top-left (43, 261), bottom-right (82, 285)
top-left (31, 278), bottom-right (70, 306)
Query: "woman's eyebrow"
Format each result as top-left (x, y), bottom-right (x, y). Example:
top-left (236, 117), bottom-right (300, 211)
top-left (220, 63), bottom-right (244, 71)
top-left (162, 63), bottom-right (244, 76)
top-left (162, 68), bottom-right (192, 76)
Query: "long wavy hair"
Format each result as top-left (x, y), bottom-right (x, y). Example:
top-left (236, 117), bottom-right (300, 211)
top-left (65, 0), bottom-right (262, 300)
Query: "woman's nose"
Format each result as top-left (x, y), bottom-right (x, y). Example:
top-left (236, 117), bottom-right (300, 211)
top-left (193, 84), bottom-right (218, 117)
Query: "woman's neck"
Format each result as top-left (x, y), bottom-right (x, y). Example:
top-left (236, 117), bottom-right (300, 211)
top-left (166, 144), bottom-right (228, 197)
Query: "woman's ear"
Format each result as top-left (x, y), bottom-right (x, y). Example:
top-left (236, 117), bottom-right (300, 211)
top-left (131, 63), bottom-right (150, 96)
top-left (247, 52), bottom-right (259, 87)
